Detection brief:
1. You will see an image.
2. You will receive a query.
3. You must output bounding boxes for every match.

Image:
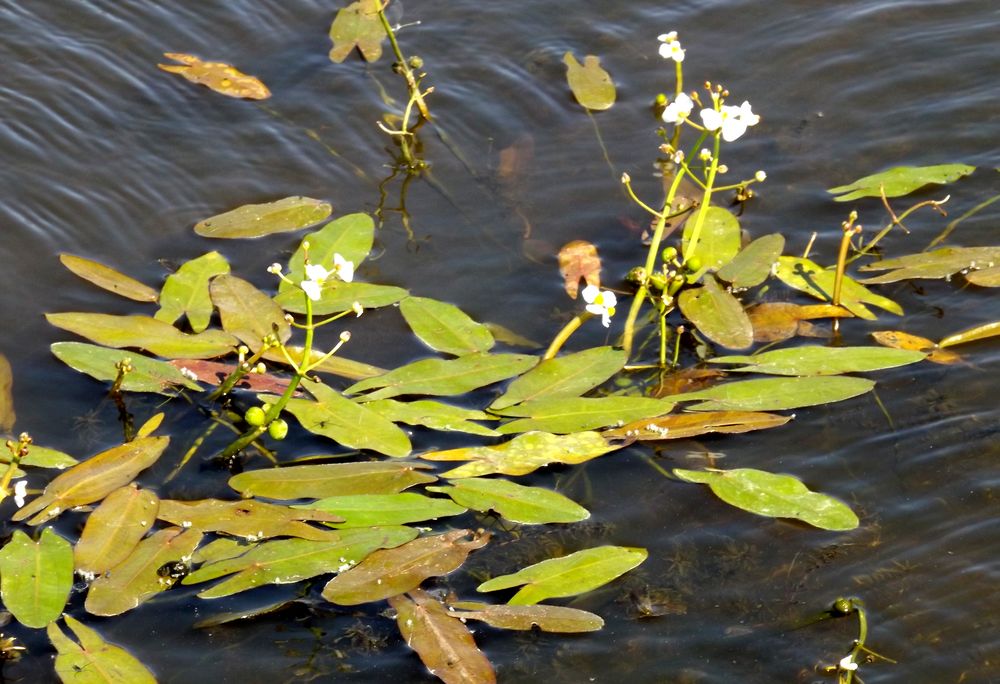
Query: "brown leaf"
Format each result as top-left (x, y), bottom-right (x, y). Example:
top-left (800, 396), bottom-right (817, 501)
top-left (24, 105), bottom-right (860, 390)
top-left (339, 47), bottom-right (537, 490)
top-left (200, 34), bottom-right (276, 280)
top-left (447, 601), bottom-right (604, 633)
top-left (156, 498), bottom-right (342, 541)
top-left (603, 411), bottom-right (790, 441)
top-left (0, 352), bottom-right (14, 433)
top-left (558, 240), bottom-right (601, 299)
top-left (497, 134), bottom-right (534, 186)
top-left (158, 53), bottom-right (270, 100)
top-left (653, 368), bottom-right (725, 398)
top-left (167, 359), bottom-right (301, 395)
top-left (389, 590), bottom-right (496, 684)
top-left (747, 302), bottom-right (852, 343)
top-left (871, 330), bottom-right (960, 365)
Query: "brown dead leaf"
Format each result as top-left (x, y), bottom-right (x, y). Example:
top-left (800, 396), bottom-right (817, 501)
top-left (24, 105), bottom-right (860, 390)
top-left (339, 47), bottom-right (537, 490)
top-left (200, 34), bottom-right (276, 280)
top-left (603, 411), bottom-right (791, 441)
top-left (168, 359), bottom-right (301, 395)
top-left (747, 302), bottom-right (853, 343)
top-left (871, 330), bottom-right (961, 365)
top-left (158, 53), bottom-right (270, 100)
top-left (558, 240), bottom-right (601, 299)
top-left (497, 133), bottom-right (534, 186)
top-left (653, 368), bottom-right (725, 398)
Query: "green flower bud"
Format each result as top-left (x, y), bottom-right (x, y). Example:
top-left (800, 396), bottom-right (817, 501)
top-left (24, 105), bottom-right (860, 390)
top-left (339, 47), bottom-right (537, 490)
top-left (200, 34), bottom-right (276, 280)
top-left (684, 256), bottom-right (703, 273)
top-left (661, 246), bottom-right (679, 263)
top-left (268, 419), bottom-right (289, 440)
top-left (244, 406), bottom-right (266, 427)
top-left (408, 55), bottom-right (424, 70)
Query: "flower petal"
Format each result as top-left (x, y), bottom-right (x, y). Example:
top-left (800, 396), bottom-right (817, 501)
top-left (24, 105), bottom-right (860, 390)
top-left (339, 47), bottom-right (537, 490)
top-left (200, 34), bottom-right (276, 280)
top-left (301, 279), bottom-right (323, 301)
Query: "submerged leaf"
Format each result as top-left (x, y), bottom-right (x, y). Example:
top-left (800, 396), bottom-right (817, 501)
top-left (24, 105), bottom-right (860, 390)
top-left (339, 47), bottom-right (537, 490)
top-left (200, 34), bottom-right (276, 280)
top-left (47, 313), bottom-right (237, 359)
top-left (158, 52), bottom-right (271, 99)
top-left (682, 207), bottom-right (741, 272)
top-left (603, 411), bottom-right (791, 441)
top-left (448, 601), bottom-right (604, 633)
top-left (490, 347), bottom-right (625, 410)
top-left (659, 376), bottom-right (875, 412)
top-left (400, 296), bottom-right (495, 356)
top-left (870, 330), bottom-right (961, 365)
top-left (194, 196), bottom-right (332, 239)
top-left (709, 345), bottom-right (925, 375)
top-left (563, 53), bottom-right (616, 111)
top-left (477, 545), bottom-right (647, 605)
top-left (828, 163), bottom-right (975, 201)
top-left (0, 352), bottom-right (13, 432)
top-left (51, 342), bottom-right (202, 394)
top-left (747, 302), bottom-right (852, 343)
top-left (716, 234), bottom-right (784, 288)
top-left (494, 396), bottom-right (673, 434)
top-left (75, 485), bottom-right (160, 576)
top-left (938, 320), bottom-right (1000, 348)
top-left (229, 462), bottom-right (437, 500)
top-left (674, 468), bottom-right (859, 530)
top-left (211, 274), bottom-right (291, 351)
top-left (156, 498), bottom-right (343, 541)
top-left (48, 615), bottom-right (156, 683)
top-left (155, 251), bottom-right (230, 332)
top-left (428, 478), bottom-right (589, 525)
top-left (59, 254), bottom-right (159, 303)
top-left (558, 240), bottom-right (602, 299)
top-left (774, 256), bottom-right (902, 320)
top-left (298, 493), bottom-right (466, 528)
top-left (0, 529), bottom-right (73, 628)
top-left (328, 1), bottom-right (386, 63)
top-left (677, 276), bottom-right (753, 349)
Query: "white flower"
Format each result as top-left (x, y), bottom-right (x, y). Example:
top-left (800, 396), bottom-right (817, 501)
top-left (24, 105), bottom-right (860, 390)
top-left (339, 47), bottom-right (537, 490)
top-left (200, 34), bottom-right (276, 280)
top-left (582, 285), bottom-right (617, 328)
top-left (838, 656), bottom-right (858, 672)
top-left (332, 253), bottom-right (354, 283)
top-left (13, 480), bottom-right (27, 508)
top-left (266, 263), bottom-right (282, 275)
top-left (736, 100), bottom-right (760, 127)
top-left (352, 301), bottom-right (364, 317)
top-left (755, 170), bottom-right (767, 182)
top-left (700, 100), bottom-right (759, 142)
top-left (658, 33), bottom-right (685, 62)
top-left (699, 148), bottom-right (712, 161)
top-left (662, 92), bottom-right (693, 124)
top-left (657, 31), bottom-right (677, 42)
top-left (301, 263), bottom-right (331, 301)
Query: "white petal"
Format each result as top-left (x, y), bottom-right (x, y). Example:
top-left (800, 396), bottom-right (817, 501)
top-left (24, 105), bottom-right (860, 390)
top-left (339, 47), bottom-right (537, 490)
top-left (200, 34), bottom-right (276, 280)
top-left (721, 117), bottom-right (749, 142)
top-left (738, 101), bottom-right (760, 126)
top-left (301, 279), bottom-right (323, 301)
top-left (657, 31), bottom-right (677, 42)
top-left (581, 284), bottom-right (601, 304)
top-left (600, 291), bottom-right (617, 308)
top-left (700, 108), bottom-right (723, 131)
top-left (585, 303), bottom-right (605, 317)
top-left (333, 254), bottom-right (355, 282)
top-left (13, 480), bottom-right (27, 508)
top-left (304, 263), bottom-right (330, 282)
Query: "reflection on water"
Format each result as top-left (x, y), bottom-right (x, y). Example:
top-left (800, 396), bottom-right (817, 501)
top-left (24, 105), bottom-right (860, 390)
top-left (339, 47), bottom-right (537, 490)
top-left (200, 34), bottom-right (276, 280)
top-left (1, 1), bottom-right (998, 681)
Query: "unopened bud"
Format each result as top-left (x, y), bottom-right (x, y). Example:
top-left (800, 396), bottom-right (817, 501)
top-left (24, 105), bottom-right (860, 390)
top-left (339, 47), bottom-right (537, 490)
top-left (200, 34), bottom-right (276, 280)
top-left (339, 331), bottom-right (352, 343)
top-left (717, 164), bottom-right (729, 174)
top-left (754, 170), bottom-right (767, 182)
top-left (254, 362), bottom-right (266, 374)
top-left (620, 172), bottom-right (631, 184)
top-left (267, 263), bottom-right (282, 274)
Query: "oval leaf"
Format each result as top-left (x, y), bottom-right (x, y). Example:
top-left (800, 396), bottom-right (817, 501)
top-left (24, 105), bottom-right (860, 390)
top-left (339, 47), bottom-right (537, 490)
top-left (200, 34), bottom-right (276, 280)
top-left (448, 601), bottom-right (604, 633)
top-left (400, 296), bottom-right (495, 356)
top-left (47, 313), bottom-right (237, 359)
top-left (495, 396), bottom-right (673, 434)
top-left (211, 274), bottom-right (291, 351)
top-left (682, 207), bottom-right (741, 271)
top-left (427, 477), bottom-right (589, 524)
top-left (297, 493), bottom-right (466, 528)
top-left (75, 485), bottom-right (160, 577)
top-left (51, 342), bottom-right (202, 394)
top-left (678, 277), bottom-right (753, 349)
top-left (659, 376), bottom-right (875, 412)
top-left (563, 53), bottom-right (615, 111)
top-left (716, 233), bottom-right (784, 288)
top-left (59, 254), bottom-right (159, 303)
top-left (490, 347), bottom-right (625, 410)
top-left (603, 410), bottom-right (791, 441)
top-left (709, 345), bottom-right (925, 375)
top-left (828, 163), bottom-right (975, 201)
top-left (0, 528), bottom-right (73, 628)
top-left (229, 462), bottom-right (436, 500)
top-left (348, 353), bottom-right (539, 401)
top-left (48, 615), bottom-right (156, 683)
top-left (155, 251), bottom-right (230, 332)
top-left (195, 196), bottom-right (331, 238)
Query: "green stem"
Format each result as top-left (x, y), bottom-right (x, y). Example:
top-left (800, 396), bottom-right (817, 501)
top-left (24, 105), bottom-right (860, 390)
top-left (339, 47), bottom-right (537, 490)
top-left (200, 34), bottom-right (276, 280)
top-left (544, 313), bottom-right (590, 360)
top-left (682, 133), bottom-right (721, 262)
top-left (374, 1), bottom-right (430, 120)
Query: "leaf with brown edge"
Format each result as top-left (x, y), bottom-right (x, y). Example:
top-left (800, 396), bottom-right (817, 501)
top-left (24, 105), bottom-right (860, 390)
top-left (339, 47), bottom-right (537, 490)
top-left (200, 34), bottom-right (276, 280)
top-left (328, 1), bottom-right (386, 63)
top-left (158, 52), bottom-right (270, 99)
top-left (558, 240), bottom-right (601, 299)
top-left (59, 253), bottom-right (159, 303)
top-left (74, 484), bottom-right (160, 577)
top-left (747, 302), bottom-right (853, 343)
top-left (447, 601), bottom-right (604, 633)
top-left (603, 411), bottom-right (790, 441)
top-left (0, 352), bottom-right (13, 433)
top-left (13, 436), bottom-right (169, 525)
top-left (871, 330), bottom-right (961, 365)
top-left (156, 498), bottom-right (343, 541)
top-left (322, 530), bottom-right (489, 605)
top-left (390, 590), bottom-right (496, 684)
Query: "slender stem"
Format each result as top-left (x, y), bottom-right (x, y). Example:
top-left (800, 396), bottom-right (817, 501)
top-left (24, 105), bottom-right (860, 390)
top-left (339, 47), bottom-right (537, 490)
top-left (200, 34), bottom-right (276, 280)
top-left (928, 192), bottom-right (996, 249)
top-left (543, 313), bottom-right (590, 360)
top-left (833, 225), bottom-right (861, 307)
top-left (374, 0), bottom-right (430, 120)
top-left (682, 133), bottom-right (721, 262)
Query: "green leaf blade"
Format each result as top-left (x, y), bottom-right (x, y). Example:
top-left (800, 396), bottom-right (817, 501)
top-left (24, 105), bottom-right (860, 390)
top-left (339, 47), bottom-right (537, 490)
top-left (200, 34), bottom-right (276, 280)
top-left (828, 164), bottom-right (975, 201)
top-left (709, 345), bottom-right (926, 375)
top-left (0, 529), bottom-right (74, 628)
top-left (399, 296), bottom-right (495, 356)
top-left (194, 196), bottom-right (332, 238)
top-left (428, 477), bottom-right (589, 524)
top-left (490, 347), bottom-right (625, 410)
top-left (155, 251), bottom-right (230, 332)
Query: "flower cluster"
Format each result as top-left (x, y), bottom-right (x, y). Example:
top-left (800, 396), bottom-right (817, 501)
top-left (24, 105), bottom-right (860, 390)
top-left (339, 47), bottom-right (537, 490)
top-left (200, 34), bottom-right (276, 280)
top-left (268, 252), bottom-right (355, 302)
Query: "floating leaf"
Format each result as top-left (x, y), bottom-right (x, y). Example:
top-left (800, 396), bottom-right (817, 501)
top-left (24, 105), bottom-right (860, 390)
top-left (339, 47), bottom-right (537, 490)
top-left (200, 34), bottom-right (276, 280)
top-left (328, 1), bottom-right (386, 63)
top-left (428, 478), bottom-right (588, 525)
top-left (0, 352), bottom-right (13, 432)
top-left (494, 396), bottom-right (673, 434)
top-left (563, 53), bottom-right (615, 111)
top-left (558, 240), bottom-right (602, 299)
top-left (348, 353), bottom-right (538, 401)
top-left (477, 545), bottom-right (647, 606)
top-left (659, 376), bottom-right (875, 412)
top-left (185, 526), bottom-right (417, 599)
top-left (716, 234), bottom-right (784, 288)
top-left (870, 330), bottom-right (960, 365)
top-left (747, 302), bottom-right (852, 343)
top-left (85, 527), bottom-right (204, 616)
top-left (269, 378), bottom-right (411, 457)
top-left (678, 276), bottom-right (753, 349)
top-left (682, 207), bottom-right (741, 272)
top-left (490, 347), bottom-right (625, 410)
top-left (59, 254), bottom-right (159, 303)
top-left (828, 163), bottom-right (975, 201)
top-left (400, 296), bottom-right (495, 356)
top-left (75, 485), bottom-right (160, 576)
top-left (322, 529), bottom-right (488, 605)
top-left (448, 601), bottom-right (604, 633)
top-left (710, 345), bottom-right (925, 375)
top-left (158, 52), bottom-right (271, 99)
top-left (653, 367), bottom-right (726, 397)
top-left (264, 345), bottom-right (385, 381)
top-left (194, 597), bottom-right (299, 628)
top-left (229, 462), bottom-right (436, 500)
top-left (210, 274), bottom-right (291, 351)
top-left (366, 399), bottom-right (500, 437)
top-left (155, 251), bottom-right (230, 332)
top-left (0, 529), bottom-right (73, 628)
top-left (857, 246), bottom-right (1000, 284)
top-left (965, 265), bottom-right (1000, 286)
top-left (603, 411), bottom-right (791, 441)
top-left (194, 196), bottom-right (332, 239)
top-left (157, 498), bottom-right (343, 541)
top-left (279, 213), bottom-right (375, 291)
top-left (420, 431), bottom-right (619, 479)
top-left (13, 436), bottom-right (170, 525)
top-left (674, 468), bottom-right (859, 531)
top-left (939, 320), bottom-right (1000, 348)
top-left (47, 313), bottom-right (237, 359)
top-left (3, 445), bottom-right (78, 470)
top-left (167, 358), bottom-right (300, 395)
top-left (48, 615), bottom-right (156, 683)
top-left (192, 538), bottom-right (254, 566)
top-left (277, 281), bottom-right (409, 315)
top-left (298, 493), bottom-right (466, 528)
top-left (51, 342), bottom-right (203, 394)
top-left (774, 256), bottom-right (902, 320)
top-left (135, 413), bottom-right (164, 439)
top-left (390, 590), bottom-right (497, 684)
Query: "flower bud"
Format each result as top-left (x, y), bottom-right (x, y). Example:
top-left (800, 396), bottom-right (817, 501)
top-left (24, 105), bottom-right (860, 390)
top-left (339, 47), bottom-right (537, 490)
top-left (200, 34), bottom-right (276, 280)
top-left (267, 263), bottom-right (282, 274)
top-left (339, 331), bottom-right (352, 343)
top-left (755, 170), bottom-right (767, 182)
top-left (268, 419), bottom-right (289, 440)
top-left (244, 406), bottom-right (266, 427)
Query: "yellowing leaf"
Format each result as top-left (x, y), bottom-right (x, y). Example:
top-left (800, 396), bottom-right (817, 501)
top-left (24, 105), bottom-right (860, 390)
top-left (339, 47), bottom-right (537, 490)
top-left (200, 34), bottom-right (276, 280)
top-left (329, 1), bottom-right (386, 63)
top-left (46, 313), bottom-right (237, 359)
top-left (603, 411), bottom-right (790, 441)
top-left (448, 601), bottom-right (604, 633)
top-left (229, 462), bottom-right (436, 500)
top-left (563, 53), bottom-right (616, 111)
top-left (49, 615), bottom-right (157, 683)
top-left (158, 52), bottom-right (270, 99)
top-left (747, 302), bottom-right (852, 343)
top-left (74, 484), bottom-right (160, 576)
top-left (938, 320), bottom-right (1000, 348)
top-left (59, 254), bottom-right (159, 303)
top-left (871, 330), bottom-right (961, 365)
top-left (156, 498), bottom-right (343, 541)
top-left (774, 256), bottom-right (902, 320)
top-left (0, 352), bottom-right (13, 433)
top-left (211, 274), bottom-right (291, 351)
top-left (194, 196), bottom-right (333, 239)
top-left (558, 240), bottom-right (601, 299)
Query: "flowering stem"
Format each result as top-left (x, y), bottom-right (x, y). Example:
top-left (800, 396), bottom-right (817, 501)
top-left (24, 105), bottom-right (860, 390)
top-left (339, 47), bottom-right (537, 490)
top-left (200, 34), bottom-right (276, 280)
top-left (543, 313), bottom-right (592, 360)
top-left (682, 132), bottom-right (721, 262)
top-left (374, 0), bottom-right (430, 120)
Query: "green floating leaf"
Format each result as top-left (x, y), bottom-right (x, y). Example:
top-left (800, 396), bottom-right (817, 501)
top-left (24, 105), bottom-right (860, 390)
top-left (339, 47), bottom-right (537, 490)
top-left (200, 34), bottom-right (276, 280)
top-left (494, 396), bottom-right (673, 434)
top-left (269, 378), bottom-right (411, 457)
top-left (85, 527), bottom-right (204, 616)
top-left (50, 342), bottom-right (202, 394)
top-left (155, 251), bottom-right (230, 332)
top-left (0, 352), bottom-right (13, 432)
top-left (682, 206), bottom-right (741, 272)
top-left (490, 347), bottom-right (625, 410)
top-left (5, 445), bottom-right (78, 470)
top-left (59, 253), bottom-right (159, 303)
top-left (603, 410), bottom-right (791, 441)
top-left (563, 52), bottom-right (615, 111)
top-left (420, 431), bottom-right (620, 479)
top-left (366, 399), bottom-right (500, 437)
top-left (774, 256), bottom-right (902, 320)
top-left (47, 313), bottom-right (237, 359)
top-left (185, 526), bottom-right (418, 599)
top-left (938, 320), bottom-right (1000, 348)
top-left (229, 461), bottom-right (437, 500)
top-left (210, 274), bottom-right (291, 351)
top-left (75, 484), bottom-right (160, 576)
top-left (348, 353), bottom-right (539, 401)
top-left (856, 246), bottom-right (1000, 284)
top-left (322, 529), bottom-right (488, 605)
top-left (448, 601), bottom-right (604, 633)
top-left (193, 538), bottom-right (255, 566)
top-left (428, 477), bottom-right (589, 525)
top-left (297, 493), bottom-right (466, 528)
top-left (13, 436), bottom-right (170, 525)
top-left (48, 615), bottom-right (156, 683)
top-left (674, 468), bottom-right (859, 531)
top-left (194, 196), bottom-right (332, 238)
top-left (389, 590), bottom-right (497, 684)
top-left (0, 528), bottom-right (73, 628)
top-left (477, 545), bottom-right (647, 606)
top-left (965, 265), bottom-right (1000, 286)
top-left (660, 376), bottom-right (875, 412)
top-left (276, 281), bottom-right (409, 315)
top-left (716, 233), bottom-right (785, 288)
top-left (400, 296), bottom-right (495, 356)
top-left (278, 213), bottom-right (375, 295)
top-left (157, 498), bottom-right (343, 541)
top-left (678, 276), bottom-right (753, 350)
top-left (710, 345), bottom-right (925, 375)
top-left (828, 163), bottom-right (975, 201)
top-left (329, 0), bottom-right (386, 63)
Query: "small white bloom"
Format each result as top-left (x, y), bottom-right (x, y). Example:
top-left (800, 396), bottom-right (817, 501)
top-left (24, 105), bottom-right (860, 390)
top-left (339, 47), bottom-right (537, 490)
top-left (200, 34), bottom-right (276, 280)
top-left (13, 480), bottom-right (27, 508)
top-left (267, 263), bottom-right (282, 275)
top-left (736, 100), bottom-right (760, 127)
top-left (662, 92), bottom-right (693, 124)
top-left (699, 148), bottom-right (712, 161)
top-left (671, 149), bottom-right (685, 164)
top-left (332, 253), bottom-right (354, 283)
top-left (581, 284), bottom-right (617, 328)
top-left (657, 31), bottom-right (677, 42)
top-left (301, 263), bottom-right (333, 301)
top-left (838, 656), bottom-right (858, 672)
top-left (700, 101), bottom-right (758, 142)
top-left (301, 278), bottom-right (323, 301)
top-left (352, 301), bottom-right (364, 317)
top-left (304, 263), bottom-right (331, 283)
top-left (658, 34), bottom-right (685, 62)
top-left (755, 170), bottom-right (767, 182)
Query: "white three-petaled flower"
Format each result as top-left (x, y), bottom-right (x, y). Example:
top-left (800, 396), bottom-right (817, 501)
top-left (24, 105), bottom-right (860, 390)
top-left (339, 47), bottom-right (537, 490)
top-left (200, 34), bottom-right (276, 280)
top-left (582, 284), bottom-right (617, 328)
top-left (700, 100), bottom-right (759, 142)
top-left (838, 656), bottom-right (858, 672)
top-left (657, 33), bottom-right (685, 62)
top-left (12, 480), bottom-right (27, 508)
top-left (301, 263), bottom-right (331, 301)
top-left (662, 92), bottom-right (693, 124)
top-left (332, 253), bottom-right (354, 283)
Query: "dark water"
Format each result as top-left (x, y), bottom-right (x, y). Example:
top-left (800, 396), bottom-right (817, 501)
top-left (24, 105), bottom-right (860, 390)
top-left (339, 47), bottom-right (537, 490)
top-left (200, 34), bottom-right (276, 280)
top-left (1, 1), bottom-right (998, 682)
